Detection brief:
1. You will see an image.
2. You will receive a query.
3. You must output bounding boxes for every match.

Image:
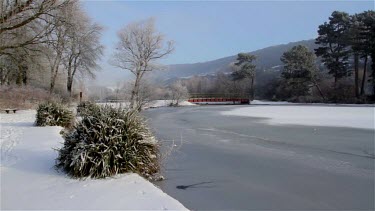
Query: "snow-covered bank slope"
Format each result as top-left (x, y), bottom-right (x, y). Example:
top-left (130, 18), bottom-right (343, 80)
top-left (251, 100), bottom-right (375, 106)
top-left (251, 100), bottom-right (293, 105)
top-left (221, 106), bottom-right (375, 130)
top-left (97, 100), bottom-right (195, 109)
top-left (0, 111), bottom-right (187, 210)
top-left (145, 100), bottom-right (195, 108)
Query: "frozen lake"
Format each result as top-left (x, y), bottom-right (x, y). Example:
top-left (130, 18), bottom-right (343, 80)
top-left (144, 105), bottom-right (374, 210)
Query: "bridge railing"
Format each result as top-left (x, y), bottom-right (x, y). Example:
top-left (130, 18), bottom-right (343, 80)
top-left (188, 93), bottom-right (250, 104)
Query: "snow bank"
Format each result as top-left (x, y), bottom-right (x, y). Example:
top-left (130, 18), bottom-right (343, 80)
top-left (221, 106), bottom-right (375, 130)
top-left (145, 100), bottom-right (196, 108)
top-left (97, 102), bottom-right (130, 109)
top-left (251, 100), bottom-right (375, 106)
top-left (0, 111), bottom-right (187, 210)
top-left (251, 100), bottom-right (293, 105)
top-left (96, 100), bottom-right (195, 109)
top-left (192, 101), bottom-right (244, 105)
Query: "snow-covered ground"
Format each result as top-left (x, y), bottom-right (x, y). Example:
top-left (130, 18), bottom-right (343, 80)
top-left (0, 110), bottom-right (187, 210)
top-left (221, 105), bottom-right (375, 130)
top-left (251, 100), bottom-right (293, 105)
top-left (96, 100), bottom-right (195, 109)
top-left (251, 100), bottom-right (375, 106)
top-left (145, 100), bottom-right (195, 108)
top-left (96, 101), bottom-right (130, 109)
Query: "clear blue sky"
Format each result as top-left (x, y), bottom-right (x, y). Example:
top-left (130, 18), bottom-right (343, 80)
top-left (82, 0), bottom-right (373, 85)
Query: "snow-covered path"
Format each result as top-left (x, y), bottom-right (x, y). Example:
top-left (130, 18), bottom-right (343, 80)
top-left (0, 111), bottom-right (187, 210)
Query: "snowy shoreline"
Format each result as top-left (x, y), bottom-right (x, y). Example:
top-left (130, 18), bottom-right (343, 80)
top-left (0, 110), bottom-right (187, 210)
top-left (250, 100), bottom-right (375, 107)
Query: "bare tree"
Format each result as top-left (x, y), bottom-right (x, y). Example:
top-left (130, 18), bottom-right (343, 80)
top-left (0, 0), bottom-right (80, 94)
top-left (169, 81), bottom-right (189, 106)
top-left (44, 17), bottom-right (66, 93)
top-left (62, 3), bottom-right (103, 96)
top-left (111, 18), bottom-right (174, 110)
top-left (0, 0), bottom-right (71, 54)
top-left (42, 0), bottom-right (78, 93)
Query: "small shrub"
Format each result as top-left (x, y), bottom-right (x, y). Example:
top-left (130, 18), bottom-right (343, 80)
top-left (35, 102), bottom-right (74, 128)
top-left (55, 105), bottom-right (159, 179)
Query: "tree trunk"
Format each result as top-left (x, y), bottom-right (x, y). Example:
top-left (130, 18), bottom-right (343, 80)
top-left (334, 57), bottom-right (339, 88)
top-left (312, 79), bottom-right (325, 101)
top-left (354, 53), bottom-right (359, 98)
top-left (67, 76), bottom-right (73, 96)
top-left (50, 79), bottom-right (55, 93)
top-left (371, 52), bottom-right (375, 98)
top-left (16, 64), bottom-right (23, 86)
top-left (0, 68), bottom-right (4, 85)
top-left (22, 65), bottom-right (27, 85)
top-left (66, 57), bottom-right (73, 96)
top-left (130, 89), bottom-right (136, 109)
top-left (360, 56), bottom-right (368, 96)
top-left (130, 73), bottom-right (141, 110)
top-left (49, 53), bottom-right (62, 94)
top-left (334, 76), bottom-right (337, 87)
top-left (50, 66), bottom-right (59, 94)
top-left (250, 76), bottom-right (255, 101)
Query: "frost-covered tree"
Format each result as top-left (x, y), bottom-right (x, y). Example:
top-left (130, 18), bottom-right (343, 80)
top-left (62, 3), bottom-right (103, 96)
top-left (0, 0), bottom-right (71, 54)
top-left (169, 81), bottom-right (189, 106)
top-left (111, 18), bottom-right (174, 110)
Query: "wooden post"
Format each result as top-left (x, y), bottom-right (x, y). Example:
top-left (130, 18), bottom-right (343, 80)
top-left (79, 92), bottom-right (83, 103)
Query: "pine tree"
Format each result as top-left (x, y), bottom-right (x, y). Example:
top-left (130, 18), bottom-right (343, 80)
top-left (356, 11), bottom-right (375, 98)
top-left (232, 53), bottom-right (257, 100)
top-left (348, 14), bottom-right (362, 98)
top-left (281, 45), bottom-right (325, 100)
top-left (315, 11), bottom-right (351, 87)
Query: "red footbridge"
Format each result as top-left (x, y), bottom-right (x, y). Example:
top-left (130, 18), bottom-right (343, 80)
top-left (188, 93), bottom-right (250, 104)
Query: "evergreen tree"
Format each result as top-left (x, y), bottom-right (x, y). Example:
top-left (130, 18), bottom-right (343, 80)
top-left (348, 14), bottom-right (362, 98)
top-left (281, 45), bottom-right (325, 100)
top-left (356, 11), bottom-right (375, 97)
top-left (232, 53), bottom-right (257, 100)
top-left (315, 11), bottom-right (351, 87)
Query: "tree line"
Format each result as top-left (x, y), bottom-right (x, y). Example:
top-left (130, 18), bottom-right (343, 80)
top-left (0, 0), bottom-right (174, 109)
top-left (1, 2), bottom-right (175, 110)
top-left (315, 10), bottom-right (374, 101)
top-left (2, 4), bottom-right (373, 108)
top-left (0, 0), bottom-right (103, 98)
top-left (181, 10), bottom-right (374, 103)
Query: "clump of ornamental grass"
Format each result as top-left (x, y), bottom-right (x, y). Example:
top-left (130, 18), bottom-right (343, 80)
top-left (55, 105), bottom-right (159, 179)
top-left (35, 102), bottom-right (74, 128)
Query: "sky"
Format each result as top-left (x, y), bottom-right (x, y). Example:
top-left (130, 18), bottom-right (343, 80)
top-left (82, 0), bottom-right (374, 85)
